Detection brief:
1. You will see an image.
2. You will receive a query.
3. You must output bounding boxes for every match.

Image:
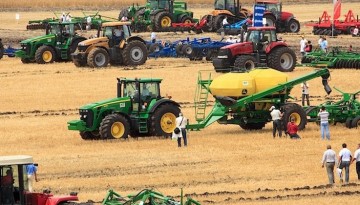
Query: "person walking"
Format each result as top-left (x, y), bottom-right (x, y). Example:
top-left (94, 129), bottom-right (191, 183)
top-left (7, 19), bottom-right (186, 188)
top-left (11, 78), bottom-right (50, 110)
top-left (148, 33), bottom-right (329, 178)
top-left (320, 36), bottom-right (328, 52)
top-left (352, 143), bottom-right (360, 180)
top-left (270, 106), bottom-right (283, 138)
top-left (26, 163), bottom-right (38, 192)
top-left (301, 81), bottom-right (310, 106)
top-left (299, 35), bottom-right (307, 57)
top-left (286, 118), bottom-right (301, 139)
top-left (318, 106), bottom-right (330, 140)
top-left (317, 35), bottom-right (323, 49)
top-left (176, 112), bottom-right (188, 147)
top-left (338, 143), bottom-right (352, 184)
top-left (322, 145), bottom-right (337, 185)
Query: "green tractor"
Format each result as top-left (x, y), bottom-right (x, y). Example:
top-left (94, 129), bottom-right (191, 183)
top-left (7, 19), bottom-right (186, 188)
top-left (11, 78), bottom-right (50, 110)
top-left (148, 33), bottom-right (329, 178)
top-left (68, 78), bottom-right (181, 140)
top-left (120, 0), bottom-right (196, 32)
top-left (15, 22), bottom-right (86, 64)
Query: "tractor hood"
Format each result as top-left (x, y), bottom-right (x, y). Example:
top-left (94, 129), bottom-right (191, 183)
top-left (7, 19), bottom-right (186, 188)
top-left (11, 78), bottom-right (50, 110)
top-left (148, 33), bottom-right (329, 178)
top-left (77, 37), bottom-right (108, 46)
top-left (221, 42), bottom-right (254, 55)
top-left (281, 11), bottom-right (294, 21)
top-left (80, 97), bottom-right (131, 110)
top-left (20, 34), bottom-right (55, 44)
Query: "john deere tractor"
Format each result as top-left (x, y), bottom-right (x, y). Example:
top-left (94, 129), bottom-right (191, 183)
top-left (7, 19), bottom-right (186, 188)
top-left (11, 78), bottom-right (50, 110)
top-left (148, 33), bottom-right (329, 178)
top-left (15, 22), bottom-right (86, 64)
top-left (68, 78), bottom-right (181, 140)
top-left (201, 0), bottom-right (251, 32)
top-left (120, 0), bottom-right (196, 32)
top-left (72, 21), bottom-right (148, 68)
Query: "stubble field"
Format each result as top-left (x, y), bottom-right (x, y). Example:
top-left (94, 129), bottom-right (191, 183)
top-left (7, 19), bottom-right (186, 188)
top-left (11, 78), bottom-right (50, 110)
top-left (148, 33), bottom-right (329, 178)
top-left (1, 2), bottom-right (360, 204)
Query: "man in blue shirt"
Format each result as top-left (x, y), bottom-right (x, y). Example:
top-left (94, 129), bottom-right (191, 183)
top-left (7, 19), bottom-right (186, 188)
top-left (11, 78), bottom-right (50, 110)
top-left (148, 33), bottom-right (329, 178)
top-left (26, 163), bottom-right (38, 192)
top-left (320, 37), bottom-right (328, 53)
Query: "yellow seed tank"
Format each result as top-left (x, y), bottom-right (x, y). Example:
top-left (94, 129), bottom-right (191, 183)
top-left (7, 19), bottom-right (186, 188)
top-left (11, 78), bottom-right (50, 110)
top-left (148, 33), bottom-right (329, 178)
top-left (209, 69), bottom-right (288, 98)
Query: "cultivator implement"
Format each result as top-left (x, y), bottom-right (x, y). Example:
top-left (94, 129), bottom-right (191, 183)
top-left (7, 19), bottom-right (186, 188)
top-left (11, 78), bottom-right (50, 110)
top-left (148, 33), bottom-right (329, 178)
top-left (301, 47), bottom-right (360, 69)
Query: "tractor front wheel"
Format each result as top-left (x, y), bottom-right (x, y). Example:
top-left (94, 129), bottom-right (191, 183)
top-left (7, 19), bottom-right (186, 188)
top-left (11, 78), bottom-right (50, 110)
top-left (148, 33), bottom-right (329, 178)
top-left (99, 114), bottom-right (130, 139)
top-left (234, 55), bottom-right (256, 71)
top-left (282, 103), bottom-right (307, 130)
top-left (122, 40), bottom-right (148, 66)
top-left (287, 19), bottom-right (300, 33)
top-left (35, 45), bottom-right (56, 64)
top-left (150, 103), bottom-right (180, 137)
top-left (268, 47), bottom-right (296, 72)
top-left (87, 48), bottom-right (109, 68)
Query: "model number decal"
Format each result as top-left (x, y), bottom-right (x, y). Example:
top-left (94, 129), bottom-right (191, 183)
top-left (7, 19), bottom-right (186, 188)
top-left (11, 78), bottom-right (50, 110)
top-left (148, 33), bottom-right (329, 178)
top-left (119, 103), bottom-right (125, 108)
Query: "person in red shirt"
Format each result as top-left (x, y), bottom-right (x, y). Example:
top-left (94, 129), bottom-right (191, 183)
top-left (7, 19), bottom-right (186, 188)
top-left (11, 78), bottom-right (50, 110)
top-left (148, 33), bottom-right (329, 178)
top-left (1, 169), bottom-right (14, 186)
top-left (287, 118), bottom-right (301, 139)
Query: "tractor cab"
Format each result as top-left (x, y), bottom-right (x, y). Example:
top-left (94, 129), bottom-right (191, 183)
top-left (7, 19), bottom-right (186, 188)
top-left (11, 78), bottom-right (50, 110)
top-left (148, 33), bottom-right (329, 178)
top-left (255, 0), bottom-right (282, 19)
top-left (46, 22), bottom-right (76, 45)
top-left (214, 0), bottom-right (240, 16)
top-left (246, 27), bottom-right (277, 52)
top-left (0, 155), bottom-right (78, 205)
top-left (99, 22), bottom-right (132, 46)
top-left (118, 78), bottom-right (162, 112)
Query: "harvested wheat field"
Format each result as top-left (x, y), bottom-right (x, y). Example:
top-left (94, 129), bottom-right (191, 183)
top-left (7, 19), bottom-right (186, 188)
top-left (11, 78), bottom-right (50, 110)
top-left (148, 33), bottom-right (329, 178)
top-left (1, 1), bottom-right (360, 205)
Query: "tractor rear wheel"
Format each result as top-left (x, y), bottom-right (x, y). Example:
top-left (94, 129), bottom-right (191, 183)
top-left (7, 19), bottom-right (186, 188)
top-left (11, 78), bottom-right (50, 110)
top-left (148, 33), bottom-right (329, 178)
top-left (351, 116), bottom-right (360, 128)
top-left (154, 12), bottom-right (172, 31)
top-left (281, 103), bottom-right (307, 130)
top-left (35, 45), bottom-right (56, 64)
top-left (239, 122), bottom-right (266, 130)
top-left (100, 114), bottom-right (130, 139)
top-left (263, 14), bottom-right (276, 27)
top-left (122, 40), bottom-right (147, 66)
top-left (87, 48), bottom-right (109, 68)
top-left (234, 55), bottom-right (256, 71)
top-left (268, 47), bottom-right (296, 72)
top-left (150, 103), bottom-right (180, 137)
top-left (287, 19), bottom-right (300, 33)
top-left (80, 131), bottom-right (100, 140)
top-left (213, 15), bottom-right (226, 31)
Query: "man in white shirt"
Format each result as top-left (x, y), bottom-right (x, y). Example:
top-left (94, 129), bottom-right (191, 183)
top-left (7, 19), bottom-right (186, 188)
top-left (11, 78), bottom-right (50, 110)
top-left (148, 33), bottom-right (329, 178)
top-left (270, 106), bottom-right (283, 138)
top-left (300, 81), bottom-right (310, 106)
top-left (353, 26), bottom-right (359, 37)
top-left (175, 112), bottom-right (188, 147)
top-left (338, 143), bottom-right (352, 183)
top-left (299, 35), bottom-right (307, 57)
top-left (318, 106), bottom-right (330, 140)
top-left (351, 143), bottom-right (360, 180)
top-left (222, 16), bottom-right (229, 28)
top-left (322, 145), bottom-right (337, 185)
top-left (150, 32), bottom-right (156, 43)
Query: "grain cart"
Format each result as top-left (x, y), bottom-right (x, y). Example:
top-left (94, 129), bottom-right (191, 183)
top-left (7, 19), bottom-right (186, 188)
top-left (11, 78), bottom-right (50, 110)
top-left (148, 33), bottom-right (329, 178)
top-left (213, 26), bottom-right (296, 72)
top-left (301, 47), bottom-right (360, 69)
top-left (201, 0), bottom-right (251, 32)
top-left (102, 188), bottom-right (200, 205)
top-left (120, 0), bottom-right (196, 32)
top-left (15, 22), bottom-right (87, 64)
top-left (305, 87), bottom-right (360, 128)
top-left (255, 0), bottom-right (300, 33)
top-left (72, 21), bottom-right (147, 68)
top-left (187, 68), bottom-right (331, 131)
top-left (0, 155), bottom-right (82, 205)
top-left (68, 78), bottom-right (180, 140)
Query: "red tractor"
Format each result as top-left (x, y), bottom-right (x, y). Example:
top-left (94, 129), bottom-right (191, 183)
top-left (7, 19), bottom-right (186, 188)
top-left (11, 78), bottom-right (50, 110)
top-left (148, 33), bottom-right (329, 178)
top-left (256, 0), bottom-right (300, 33)
top-left (213, 26), bottom-right (296, 72)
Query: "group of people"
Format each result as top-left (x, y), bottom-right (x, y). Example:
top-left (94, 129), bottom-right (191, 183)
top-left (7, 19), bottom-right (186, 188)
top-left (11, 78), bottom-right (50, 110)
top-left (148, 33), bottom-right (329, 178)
top-left (300, 35), bottom-right (328, 57)
top-left (60, 12), bottom-right (72, 23)
top-left (322, 143), bottom-right (360, 185)
top-left (1, 163), bottom-right (38, 192)
top-left (269, 106), bottom-right (301, 139)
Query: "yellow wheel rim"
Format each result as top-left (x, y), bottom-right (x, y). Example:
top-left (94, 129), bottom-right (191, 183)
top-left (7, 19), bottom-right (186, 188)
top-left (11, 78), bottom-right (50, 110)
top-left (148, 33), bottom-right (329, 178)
top-left (160, 112), bottom-right (176, 133)
top-left (161, 16), bottom-right (171, 27)
top-left (289, 113), bottom-right (301, 126)
top-left (184, 19), bottom-right (192, 24)
top-left (42, 50), bottom-right (53, 63)
top-left (111, 122), bottom-right (125, 139)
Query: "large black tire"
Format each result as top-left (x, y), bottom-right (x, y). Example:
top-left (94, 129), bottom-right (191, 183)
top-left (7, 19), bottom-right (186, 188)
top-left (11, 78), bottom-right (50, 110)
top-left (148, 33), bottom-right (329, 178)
top-left (205, 50), bottom-right (217, 61)
top-left (281, 103), bottom-right (307, 130)
top-left (268, 47), bottom-right (296, 72)
top-left (149, 103), bottom-right (180, 137)
top-left (99, 114), bottom-right (130, 139)
top-left (175, 44), bottom-right (184, 56)
top-left (263, 14), bottom-right (276, 27)
top-left (80, 131), bottom-right (100, 140)
top-left (35, 45), bottom-right (56, 64)
top-left (122, 40), bottom-right (148, 66)
top-left (213, 15), bottom-right (226, 31)
top-left (182, 44), bottom-right (194, 57)
top-left (154, 12), bottom-right (172, 31)
top-left (351, 116), bottom-right (360, 128)
top-left (234, 55), bottom-right (256, 71)
top-left (345, 118), bottom-right (353, 128)
top-left (181, 16), bottom-right (194, 24)
top-left (201, 15), bottom-right (213, 32)
top-left (239, 123), bottom-right (266, 130)
top-left (87, 47), bottom-right (109, 68)
top-left (287, 19), bottom-right (300, 33)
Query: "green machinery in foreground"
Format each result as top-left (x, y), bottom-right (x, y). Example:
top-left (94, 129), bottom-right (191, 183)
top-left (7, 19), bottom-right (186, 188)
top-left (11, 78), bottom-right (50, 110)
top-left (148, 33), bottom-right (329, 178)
top-left (68, 78), bottom-right (180, 140)
top-left (119, 0), bottom-right (197, 32)
top-left (305, 87), bottom-right (360, 128)
top-left (15, 22), bottom-right (87, 64)
top-left (102, 189), bottom-right (200, 205)
top-left (187, 68), bottom-right (332, 131)
top-left (301, 47), bottom-right (360, 69)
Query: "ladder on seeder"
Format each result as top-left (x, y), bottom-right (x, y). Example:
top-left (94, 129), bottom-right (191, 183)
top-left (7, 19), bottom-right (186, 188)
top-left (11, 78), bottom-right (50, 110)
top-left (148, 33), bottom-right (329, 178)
top-left (194, 70), bottom-right (212, 122)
